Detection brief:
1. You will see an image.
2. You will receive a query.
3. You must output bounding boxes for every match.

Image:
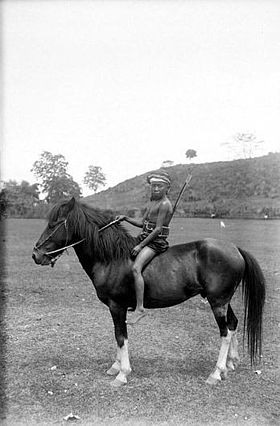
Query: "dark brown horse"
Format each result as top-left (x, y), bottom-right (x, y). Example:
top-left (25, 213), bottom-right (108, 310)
top-left (32, 198), bottom-right (265, 387)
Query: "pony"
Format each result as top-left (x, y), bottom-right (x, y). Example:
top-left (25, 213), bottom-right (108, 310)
top-left (32, 197), bottom-right (265, 387)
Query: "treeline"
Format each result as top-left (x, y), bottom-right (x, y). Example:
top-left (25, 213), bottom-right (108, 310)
top-left (86, 153), bottom-right (280, 219)
top-left (0, 181), bottom-right (48, 219)
top-left (1, 152), bottom-right (280, 220)
top-left (0, 151), bottom-right (106, 220)
top-left (167, 152), bottom-right (280, 218)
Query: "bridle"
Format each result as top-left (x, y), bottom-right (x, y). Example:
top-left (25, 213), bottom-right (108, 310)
top-left (34, 216), bottom-right (119, 267)
top-left (34, 219), bottom-right (85, 267)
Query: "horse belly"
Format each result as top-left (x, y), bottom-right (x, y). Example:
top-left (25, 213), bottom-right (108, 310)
top-left (143, 251), bottom-right (202, 309)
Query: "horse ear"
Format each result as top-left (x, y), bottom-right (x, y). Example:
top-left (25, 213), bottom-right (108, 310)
top-left (67, 197), bottom-right (76, 212)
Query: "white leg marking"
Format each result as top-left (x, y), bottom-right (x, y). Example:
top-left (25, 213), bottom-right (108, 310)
top-left (107, 360), bottom-right (121, 376)
top-left (206, 329), bottom-right (233, 385)
top-left (107, 346), bottom-right (121, 376)
top-left (227, 330), bottom-right (240, 370)
top-left (111, 340), bottom-right (131, 387)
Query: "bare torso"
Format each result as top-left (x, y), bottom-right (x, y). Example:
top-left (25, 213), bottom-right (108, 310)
top-left (144, 197), bottom-right (173, 227)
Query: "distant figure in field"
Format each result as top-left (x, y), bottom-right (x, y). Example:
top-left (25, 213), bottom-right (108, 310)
top-left (116, 171), bottom-right (173, 325)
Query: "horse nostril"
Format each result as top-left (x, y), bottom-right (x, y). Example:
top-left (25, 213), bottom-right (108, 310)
top-left (32, 252), bottom-right (38, 261)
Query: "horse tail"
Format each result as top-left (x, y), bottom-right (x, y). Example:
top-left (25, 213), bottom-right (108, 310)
top-left (238, 247), bottom-right (266, 365)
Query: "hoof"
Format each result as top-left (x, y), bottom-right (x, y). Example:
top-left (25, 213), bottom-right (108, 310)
top-left (226, 360), bottom-right (235, 371)
top-left (110, 378), bottom-right (126, 388)
top-left (232, 356), bottom-right (240, 365)
top-left (220, 370), bottom-right (228, 380)
top-left (206, 375), bottom-right (221, 386)
top-left (106, 366), bottom-right (120, 376)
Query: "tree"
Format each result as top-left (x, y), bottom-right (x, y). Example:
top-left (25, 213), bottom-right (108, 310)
top-left (3, 180), bottom-right (40, 216)
top-left (31, 151), bottom-right (82, 203)
top-left (161, 160), bottom-right (174, 168)
top-left (83, 166), bottom-right (106, 193)
top-left (185, 149), bottom-right (197, 162)
top-left (31, 151), bottom-right (68, 183)
top-left (47, 176), bottom-right (82, 203)
top-left (235, 133), bottom-right (264, 158)
top-left (0, 189), bottom-right (7, 220)
top-left (222, 133), bottom-right (264, 159)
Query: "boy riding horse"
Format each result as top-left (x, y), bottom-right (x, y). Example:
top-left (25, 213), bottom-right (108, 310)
top-left (116, 171), bottom-right (173, 325)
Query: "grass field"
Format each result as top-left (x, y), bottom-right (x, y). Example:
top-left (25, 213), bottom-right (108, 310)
top-left (1, 218), bottom-right (280, 425)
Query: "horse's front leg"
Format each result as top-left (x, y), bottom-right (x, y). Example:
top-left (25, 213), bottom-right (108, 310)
top-left (107, 301), bottom-right (131, 387)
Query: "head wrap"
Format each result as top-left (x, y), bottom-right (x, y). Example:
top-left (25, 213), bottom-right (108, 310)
top-left (147, 171), bottom-right (171, 186)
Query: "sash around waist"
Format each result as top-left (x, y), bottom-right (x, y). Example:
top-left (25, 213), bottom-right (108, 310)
top-left (142, 220), bottom-right (169, 237)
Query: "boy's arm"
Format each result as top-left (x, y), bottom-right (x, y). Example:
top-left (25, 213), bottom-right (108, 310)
top-left (116, 208), bottom-right (148, 228)
top-left (123, 216), bottom-right (144, 228)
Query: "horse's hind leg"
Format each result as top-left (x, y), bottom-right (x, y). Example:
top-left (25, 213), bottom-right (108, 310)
top-left (206, 302), bottom-right (234, 385)
top-left (226, 304), bottom-right (240, 371)
top-left (108, 302), bottom-right (131, 387)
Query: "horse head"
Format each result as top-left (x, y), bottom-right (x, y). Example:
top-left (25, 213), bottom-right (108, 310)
top-left (32, 197), bottom-right (79, 266)
top-left (33, 197), bottom-right (136, 268)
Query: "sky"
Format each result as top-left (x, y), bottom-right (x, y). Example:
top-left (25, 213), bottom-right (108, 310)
top-left (1, 0), bottom-right (280, 196)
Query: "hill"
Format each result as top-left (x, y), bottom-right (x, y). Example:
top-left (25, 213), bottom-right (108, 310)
top-left (84, 153), bottom-right (280, 218)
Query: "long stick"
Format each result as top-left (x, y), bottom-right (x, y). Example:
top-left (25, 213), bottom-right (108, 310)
top-left (170, 174), bottom-right (192, 220)
top-left (98, 218), bottom-right (120, 233)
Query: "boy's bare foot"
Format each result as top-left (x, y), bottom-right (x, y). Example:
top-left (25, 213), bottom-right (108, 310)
top-left (126, 310), bottom-right (146, 325)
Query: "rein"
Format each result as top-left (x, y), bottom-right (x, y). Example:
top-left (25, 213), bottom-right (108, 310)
top-left (44, 218), bottom-right (113, 255)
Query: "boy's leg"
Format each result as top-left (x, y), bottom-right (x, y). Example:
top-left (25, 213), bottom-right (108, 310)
top-left (127, 247), bottom-right (156, 325)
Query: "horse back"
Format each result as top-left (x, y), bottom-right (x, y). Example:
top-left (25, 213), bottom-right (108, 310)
top-left (93, 238), bottom-right (245, 310)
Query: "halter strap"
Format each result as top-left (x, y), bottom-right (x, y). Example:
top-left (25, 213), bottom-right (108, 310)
top-left (35, 219), bottom-right (67, 249)
top-left (35, 214), bottom-right (118, 266)
top-left (34, 218), bottom-right (85, 257)
top-left (45, 239), bottom-right (85, 255)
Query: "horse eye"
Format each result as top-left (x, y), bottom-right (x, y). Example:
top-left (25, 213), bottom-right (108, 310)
top-left (48, 220), bottom-right (59, 228)
top-left (48, 218), bottom-right (64, 229)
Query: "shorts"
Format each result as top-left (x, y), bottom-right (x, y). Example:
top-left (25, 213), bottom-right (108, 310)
top-left (136, 233), bottom-right (169, 255)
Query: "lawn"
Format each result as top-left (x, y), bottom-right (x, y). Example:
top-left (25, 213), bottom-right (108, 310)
top-left (1, 217), bottom-right (279, 425)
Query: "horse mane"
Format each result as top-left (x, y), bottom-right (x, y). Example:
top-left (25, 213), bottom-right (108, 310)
top-left (48, 199), bottom-right (136, 263)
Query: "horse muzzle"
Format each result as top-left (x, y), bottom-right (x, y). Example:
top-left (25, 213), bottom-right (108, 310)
top-left (32, 248), bottom-right (52, 266)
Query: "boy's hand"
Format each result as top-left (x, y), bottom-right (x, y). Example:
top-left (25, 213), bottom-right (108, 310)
top-left (131, 245), bottom-right (142, 257)
top-left (115, 215), bottom-right (126, 222)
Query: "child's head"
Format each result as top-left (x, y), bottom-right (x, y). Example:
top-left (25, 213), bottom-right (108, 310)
top-left (147, 171), bottom-right (171, 187)
top-left (147, 171), bottom-right (171, 200)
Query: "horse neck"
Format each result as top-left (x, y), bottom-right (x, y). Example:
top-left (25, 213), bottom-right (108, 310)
top-left (66, 203), bottom-right (136, 265)
top-left (96, 226), bottom-right (136, 263)
top-left (72, 219), bottom-right (136, 265)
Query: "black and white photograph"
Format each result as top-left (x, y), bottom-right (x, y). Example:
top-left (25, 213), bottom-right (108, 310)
top-left (1, 0), bottom-right (280, 424)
